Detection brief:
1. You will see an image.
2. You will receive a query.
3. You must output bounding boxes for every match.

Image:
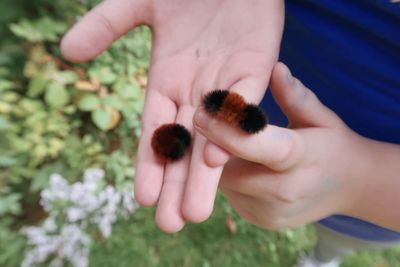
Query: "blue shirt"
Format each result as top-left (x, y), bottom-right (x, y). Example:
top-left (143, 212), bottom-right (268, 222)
top-left (260, 0), bottom-right (400, 241)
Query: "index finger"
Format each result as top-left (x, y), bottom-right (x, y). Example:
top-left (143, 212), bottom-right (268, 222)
top-left (193, 111), bottom-right (304, 171)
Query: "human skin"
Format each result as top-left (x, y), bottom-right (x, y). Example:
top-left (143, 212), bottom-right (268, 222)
top-left (194, 62), bottom-right (400, 232)
top-left (61, 0), bottom-right (285, 232)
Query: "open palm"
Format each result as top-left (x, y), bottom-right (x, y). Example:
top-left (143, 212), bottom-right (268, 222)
top-left (61, 0), bottom-right (284, 232)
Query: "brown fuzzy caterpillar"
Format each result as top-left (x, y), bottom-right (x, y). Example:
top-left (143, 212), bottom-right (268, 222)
top-left (202, 89), bottom-right (267, 134)
top-left (151, 123), bottom-right (191, 161)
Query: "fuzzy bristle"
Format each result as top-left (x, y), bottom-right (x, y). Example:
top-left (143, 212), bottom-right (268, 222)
top-left (239, 104), bottom-right (268, 134)
top-left (217, 91), bottom-right (247, 125)
top-left (203, 89), bottom-right (268, 134)
top-left (202, 90), bottom-right (229, 114)
top-left (171, 124), bottom-right (192, 148)
top-left (151, 124), bottom-right (191, 161)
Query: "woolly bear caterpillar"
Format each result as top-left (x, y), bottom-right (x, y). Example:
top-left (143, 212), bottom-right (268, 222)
top-left (202, 89), bottom-right (267, 133)
top-left (151, 123), bottom-right (191, 161)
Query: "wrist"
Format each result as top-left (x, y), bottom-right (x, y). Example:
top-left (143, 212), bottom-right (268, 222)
top-left (339, 131), bottom-right (374, 214)
top-left (329, 129), bottom-right (370, 216)
top-left (340, 131), bottom-right (400, 231)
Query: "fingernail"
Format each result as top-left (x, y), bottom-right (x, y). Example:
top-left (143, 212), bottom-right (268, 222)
top-left (194, 110), bottom-right (210, 130)
top-left (285, 65), bottom-right (294, 85)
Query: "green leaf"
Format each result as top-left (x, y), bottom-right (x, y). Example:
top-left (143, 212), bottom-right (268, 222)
top-left (0, 101), bottom-right (12, 113)
top-left (45, 82), bottom-right (70, 108)
top-left (0, 80), bottom-right (13, 92)
top-left (132, 100), bottom-right (144, 113)
top-left (28, 73), bottom-right (47, 97)
top-left (36, 17), bottom-right (67, 42)
top-left (0, 193), bottom-right (21, 216)
top-left (102, 94), bottom-right (124, 110)
top-left (1, 91), bottom-right (19, 102)
top-left (9, 17), bottom-right (67, 42)
top-left (0, 219), bottom-right (27, 267)
top-left (92, 108), bottom-right (111, 131)
top-left (0, 116), bottom-right (10, 130)
top-left (89, 67), bottom-right (117, 85)
top-left (0, 156), bottom-right (17, 167)
top-left (9, 20), bottom-right (43, 42)
top-left (78, 94), bottom-right (100, 111)
top-left (30, 168), bottom-right (51, 192)
top-left (59, 70), bottom-right (79, 84)
top-left (114, 79), bottom-right (141, 99)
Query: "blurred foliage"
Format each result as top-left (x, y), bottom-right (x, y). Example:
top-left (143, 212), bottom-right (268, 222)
top-left (0, 1), bottom-right (399, 267)
top-left (0, 219), bottom-right (27, 267)
top-left (0, 0), bottom-right (149, 197)
top-left (0, 1), bottom-right (149, 265)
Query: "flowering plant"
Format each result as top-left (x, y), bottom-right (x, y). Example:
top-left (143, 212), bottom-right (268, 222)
top-left (22, 169), bottom-right (138, 267)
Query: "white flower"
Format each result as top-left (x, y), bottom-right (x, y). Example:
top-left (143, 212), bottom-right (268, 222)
top-left (24, 227), bottom-right (47, 245)
top-left (43, 218), bottom-right (57, 232)
top-left (84, 168), bottom-right (104, 185)
top-left (22, 223), bottom-right (91, 267)
top-left (98, 217), bottom-right (113, 238)
top-left (69, 182), bottom-right (86, 203)
top-left (22, 168), bottom-right (138, 267)
top-left (122, 190), bottom-right (138, 216)
top-left (67, 207), bottom-right (86, 222)
top-left (41, 174), bottom-right (70, 211)
top-left (49, 258), bottom-right (63, 267)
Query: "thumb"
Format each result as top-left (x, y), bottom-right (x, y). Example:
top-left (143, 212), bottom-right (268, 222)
top-left (269, 62), bottom-right (342, 128)
top-left (61, 0), bottom-right (151, 63)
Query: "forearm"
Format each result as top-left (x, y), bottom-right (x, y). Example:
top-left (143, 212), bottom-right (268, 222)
top-left (347, 134), bottom-right (400, 231)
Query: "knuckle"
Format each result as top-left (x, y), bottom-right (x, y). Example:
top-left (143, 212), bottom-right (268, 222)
top-left (237, 208), bottom-right (260, 226)
top-left (224, 141), bottom-right (241, 156)
top-left (93, 10), bottom-right (118, 40)
top-left (262, 215), bottom-right (287, 230)
top-left (271, 146), bottom-right (292, 167)
top-left (273, 178), bottom-right (302, 204)
top-left (268, 131), bottom-right (301, 169)
top-left (276, 185), bottom-right (300, 204)
top-left (285, 78), bottom-right (303, 108)
top-left (290, 79), bottom-right (315, 108)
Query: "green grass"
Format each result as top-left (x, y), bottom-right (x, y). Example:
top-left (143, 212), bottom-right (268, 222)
top-left (89, 194), bottom-right (400, 267)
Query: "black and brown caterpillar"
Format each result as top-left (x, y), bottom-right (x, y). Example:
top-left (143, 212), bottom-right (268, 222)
top-left (151, 123), bottom-right (191, 162)
top-left (202, 89), bottom-right (268, 134)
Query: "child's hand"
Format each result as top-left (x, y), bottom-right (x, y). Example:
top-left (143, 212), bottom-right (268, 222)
top-left (193, 63), bottom-right (368, 229)
top-left (61, 0), bottom-right (284, 232)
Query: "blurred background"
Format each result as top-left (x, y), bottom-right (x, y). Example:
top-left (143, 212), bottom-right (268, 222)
top-left (1, 1), bottom-right (399, 266)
